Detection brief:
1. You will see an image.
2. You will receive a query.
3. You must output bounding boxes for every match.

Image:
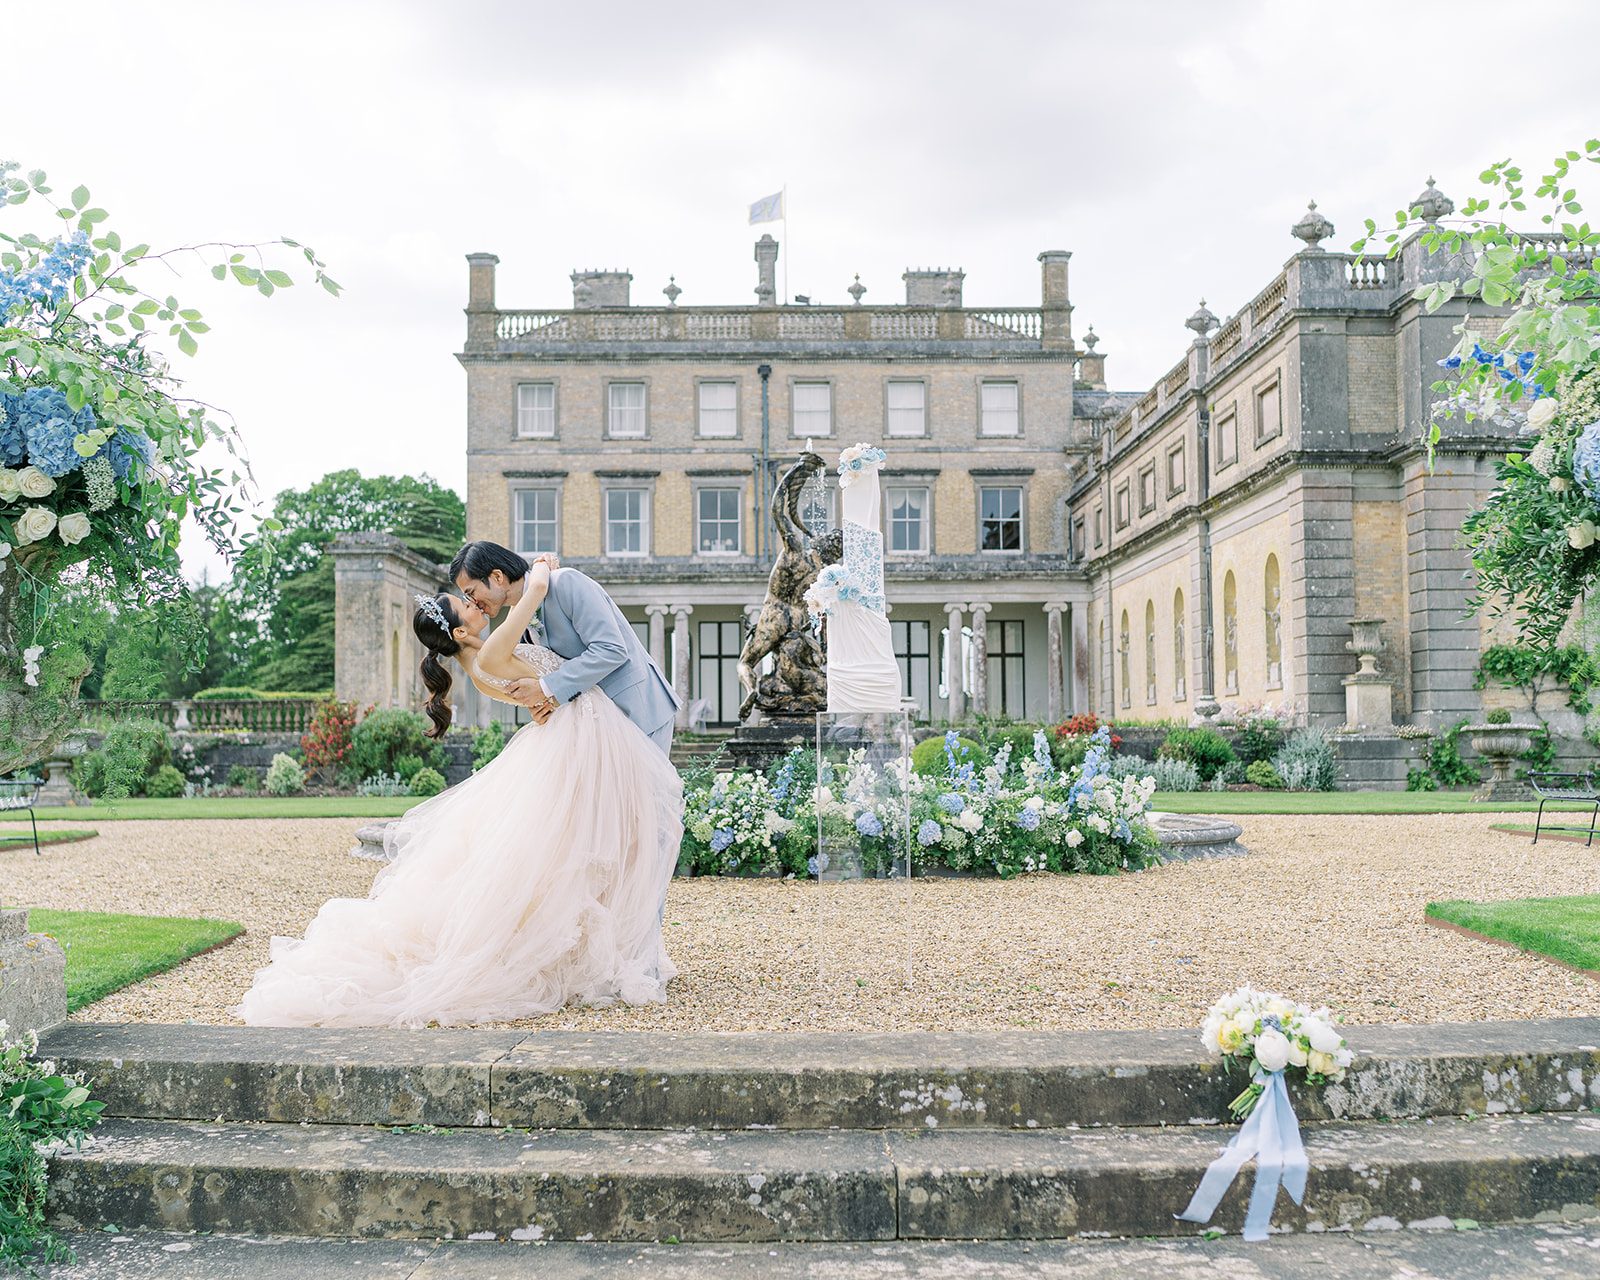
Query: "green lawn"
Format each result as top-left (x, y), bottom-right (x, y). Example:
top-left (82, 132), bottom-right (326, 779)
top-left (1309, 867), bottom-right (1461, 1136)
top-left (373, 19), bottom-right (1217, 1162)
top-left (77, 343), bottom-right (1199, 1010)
top-left (0, 828), bottom-right (96, 849)
top-left (1426, 896), bottom-right (1600, 974)
top-left (1151, 790), bottom-right (1598, 815)
top-left (25, 909), bottom-right (245, 1012)
top-left (25, 796), bottom-right (421, 822)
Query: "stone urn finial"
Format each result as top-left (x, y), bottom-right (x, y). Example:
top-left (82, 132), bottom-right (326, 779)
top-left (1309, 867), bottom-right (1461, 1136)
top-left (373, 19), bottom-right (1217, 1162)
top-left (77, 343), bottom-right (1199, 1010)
top-left (847, 274), bottom-right (866, 305)
top-left (1185, 300), bottom-right (1218, 338)
top-left (662, 276), bottom-right (681, 306)
top-left (1411, 178), bottom-right (1455, 226)
top-left (1291, 200), bottom-right (1335, 252)
top-left (1345, 618), bottom-right (1386, 676)
top-left (1082, 326), bottom-right (1099, 351)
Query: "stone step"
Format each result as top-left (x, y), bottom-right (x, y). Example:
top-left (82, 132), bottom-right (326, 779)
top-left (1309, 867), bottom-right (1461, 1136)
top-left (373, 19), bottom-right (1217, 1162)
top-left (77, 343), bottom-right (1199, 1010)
top-left (35, 1223), bottom-right (1600, 1279)
top-left (46, 1112), bottom-right (1600, 1243)
top-left (39, 1019), bottom-right (1600, 1132)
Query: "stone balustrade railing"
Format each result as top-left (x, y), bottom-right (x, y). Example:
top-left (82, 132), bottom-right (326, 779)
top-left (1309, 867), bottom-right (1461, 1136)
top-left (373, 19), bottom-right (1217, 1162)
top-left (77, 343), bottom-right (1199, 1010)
top-left (492, 305), bottom-right (1049, 345)
top-left (80, 698), bottom-right (325, 734)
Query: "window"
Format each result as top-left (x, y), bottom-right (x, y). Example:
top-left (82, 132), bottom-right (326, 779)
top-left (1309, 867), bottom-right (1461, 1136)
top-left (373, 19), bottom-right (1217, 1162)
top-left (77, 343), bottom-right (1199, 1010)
top-left (893, 619), bottom-right (932, 719)
top-left (698, 381), bottom-right (737, 438)
top-left (980, 381), bottom-right (1019, 436)
top-left (608, 383), bottom-right (646, 438)
top-left (1215, 407), bottom-right (1238, 469)
top-left (1138, 465), bottom-right (1156, 514)
top-left (697, 487), bottom-right (742, 555)
top-left (986, 619), bottom-right (1026, 718)
top-left (1093, 507), bottom-right (1104, 547)
top-left (886, 486), bottom-right (929, 553)
top-left (886, 380), bottom-right (926, 437)
top-left (1072, 515), bottom-right (1086, 559)
top-left (979, 486), bottom-right (1023, 552)
top-left (516, 383), bottom-right (555, 438)
top-left (1255, 381), bottom-right (1281, 445)
top-left (1114, 483), bottom-right (1131, 529)
top-left (605, 487), bottom-right (648, 555)
top-left (1167, 442), bottom-right (1186, 496)
top-left (514, 488), bottom-right (558, 555)
top-left (792, 382), bottom-right (832, 437)
top-left (697, 621), bottom-right (744, 725)
top-left (1173, 588), bottom-right (1187, 702)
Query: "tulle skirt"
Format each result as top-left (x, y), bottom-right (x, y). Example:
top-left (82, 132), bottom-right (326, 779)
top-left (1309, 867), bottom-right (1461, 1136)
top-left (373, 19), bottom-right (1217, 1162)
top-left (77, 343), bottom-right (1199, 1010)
top-left (236, 692), bottom-right (682, 1028)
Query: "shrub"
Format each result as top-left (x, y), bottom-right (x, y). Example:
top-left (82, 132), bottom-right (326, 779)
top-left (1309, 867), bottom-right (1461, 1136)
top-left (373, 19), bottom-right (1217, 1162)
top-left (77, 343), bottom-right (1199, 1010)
top-left (1053, 715), bottom-right (1123, 771)
top-left (347, 709), bottom-right (446, 782)
top-left (910, 735), bottom-right (986, 777)
top-left (356, 772), bottom-right (411, 797)
top-left (1232, 719), bottom-right (1286, 766)
top-left (301, 698), bottom-right (361, 772)
top-left (77, 718), bottom-right (171, 798)
top-left (1273, 726), bottom-right (1340, 792)
top-left (1406, 766), bottom-right (1439, 791)
top-left (392, 754), bottom-right (427, 784)
top-left (408, 767), bottom-right (447, 798)
top-left (227, 764), bottom-right (259, 791)
top-left (144, 764), bottom-right (187, 798)
top-left (1244, 760), bottom-right (1286, 789)
top-left (1485, 707), bottom-right (1512, 725)
top-left (1149, 756), bottom-right (1201, 792)
top-left (1157, 727), bottom-right (1236, 782)
top-left (72, 750), bottom-right (107, 798)
top-left (473, 720), bottom-right (507, 771)
top-left (264, 753), bottom-right (306, 796)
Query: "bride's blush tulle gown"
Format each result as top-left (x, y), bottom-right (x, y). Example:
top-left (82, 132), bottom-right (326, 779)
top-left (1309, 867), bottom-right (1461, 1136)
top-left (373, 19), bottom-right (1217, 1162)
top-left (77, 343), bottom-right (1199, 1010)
top-left (237, 644), bottom-right (682, 1028)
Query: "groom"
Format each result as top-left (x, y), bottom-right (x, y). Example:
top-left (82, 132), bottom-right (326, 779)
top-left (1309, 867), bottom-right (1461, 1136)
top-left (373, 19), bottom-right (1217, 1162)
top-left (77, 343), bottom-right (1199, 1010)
top-left (450, 541), bottom-right (680, 753)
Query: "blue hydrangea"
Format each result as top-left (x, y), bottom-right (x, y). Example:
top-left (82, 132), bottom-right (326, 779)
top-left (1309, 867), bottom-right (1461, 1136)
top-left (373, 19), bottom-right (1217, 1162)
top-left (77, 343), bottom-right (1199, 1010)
top-left (710, 828), bottom-right (735, 854)
top-left (0, 232), bottom-right (92, 314)
top-left (108, 427), bottom-right (154, 482)
top-left (807, 852), bottom-right (830, 877)
top-left (0, 394), bottom-right (23, 467)
top-left (1573, 423), bottom-right (1600, 503)
top-left (17, 387), bottom-right (88, 477)
top-left (855, 810), bottom-right (883, 839)
top-left (1015, 806), bottom-right (1042, 832)
top-left (916, 819), bottom-right (942, 847)
top-left (937, 792), bottom-right (964, 815)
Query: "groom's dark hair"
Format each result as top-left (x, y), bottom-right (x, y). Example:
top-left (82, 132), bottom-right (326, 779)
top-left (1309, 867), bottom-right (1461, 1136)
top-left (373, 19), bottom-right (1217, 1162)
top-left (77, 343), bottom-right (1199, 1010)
top-left (450, 540), bottom-right (527, 584)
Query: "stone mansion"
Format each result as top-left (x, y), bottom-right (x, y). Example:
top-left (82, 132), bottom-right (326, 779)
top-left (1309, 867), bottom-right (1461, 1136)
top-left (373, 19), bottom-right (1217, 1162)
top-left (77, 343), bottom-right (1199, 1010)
top-left (333, 184), bottom-right (1530, 731)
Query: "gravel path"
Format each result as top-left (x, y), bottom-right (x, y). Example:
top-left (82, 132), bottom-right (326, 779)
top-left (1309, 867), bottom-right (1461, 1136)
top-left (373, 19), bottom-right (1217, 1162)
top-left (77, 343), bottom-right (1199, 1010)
top-left (5, 814), bottom-right (1597, 1031)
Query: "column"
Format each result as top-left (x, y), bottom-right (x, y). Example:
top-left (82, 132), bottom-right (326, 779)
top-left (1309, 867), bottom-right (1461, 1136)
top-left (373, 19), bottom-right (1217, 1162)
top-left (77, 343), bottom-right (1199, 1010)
top-left (646, 605), bottom-right (669, 679)
top-left (944, 602), bottom-right (967, 725)
top-left (1044, 601), bottom-right (1068, 724)
top-left (671, 605), bottom-right (694, 729)
top-left (968, 602), bottom-right (992, 715)
top-left (1071, 603), bottom-right (1090, 717)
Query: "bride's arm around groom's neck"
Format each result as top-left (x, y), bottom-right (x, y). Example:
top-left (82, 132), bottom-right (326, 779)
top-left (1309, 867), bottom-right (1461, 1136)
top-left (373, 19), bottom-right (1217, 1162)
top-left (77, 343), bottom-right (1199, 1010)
top-left (478, 560), bottom-right (550, 680)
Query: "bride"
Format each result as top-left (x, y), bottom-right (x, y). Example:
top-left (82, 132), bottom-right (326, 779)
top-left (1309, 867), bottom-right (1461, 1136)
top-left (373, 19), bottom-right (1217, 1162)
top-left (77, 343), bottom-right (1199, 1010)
top-left (236, 557), bottom-right (682, 1028)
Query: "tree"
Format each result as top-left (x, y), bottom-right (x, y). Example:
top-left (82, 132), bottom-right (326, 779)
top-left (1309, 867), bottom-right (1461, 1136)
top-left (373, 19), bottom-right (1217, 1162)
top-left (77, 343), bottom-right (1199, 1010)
top-left (0, 162), bottom-right (338, 771)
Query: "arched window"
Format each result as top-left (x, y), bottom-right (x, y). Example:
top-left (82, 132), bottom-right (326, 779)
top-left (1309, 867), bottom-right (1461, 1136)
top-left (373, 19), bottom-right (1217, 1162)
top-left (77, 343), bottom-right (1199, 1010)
top-left (1222, 571), bottom-right (1239, 696)
top-left (1173, 588), bottom-right (1187, 701)
top-left (1144, 600), bottom-right (1157, 704)
top-left (1119, 609), bottom-right (1131, 709)
top-left (1264, 554), bottom-right (1283, 689)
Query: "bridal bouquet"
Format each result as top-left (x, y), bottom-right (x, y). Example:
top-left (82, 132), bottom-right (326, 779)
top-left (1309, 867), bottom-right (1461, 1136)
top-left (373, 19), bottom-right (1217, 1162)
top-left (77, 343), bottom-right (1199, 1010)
top-left (1201, 985), bottom-right (1354, 1119)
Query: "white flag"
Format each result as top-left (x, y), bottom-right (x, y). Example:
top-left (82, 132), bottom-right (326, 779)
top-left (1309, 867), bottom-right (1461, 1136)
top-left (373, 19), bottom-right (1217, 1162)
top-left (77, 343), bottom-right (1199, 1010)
top-left (748, 190), bottom-right (784, 225)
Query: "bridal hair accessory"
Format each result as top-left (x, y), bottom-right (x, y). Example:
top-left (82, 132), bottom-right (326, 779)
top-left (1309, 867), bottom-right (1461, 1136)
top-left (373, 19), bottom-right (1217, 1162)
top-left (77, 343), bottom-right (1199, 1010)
top-left (413, 593), bottom-right (451, 634)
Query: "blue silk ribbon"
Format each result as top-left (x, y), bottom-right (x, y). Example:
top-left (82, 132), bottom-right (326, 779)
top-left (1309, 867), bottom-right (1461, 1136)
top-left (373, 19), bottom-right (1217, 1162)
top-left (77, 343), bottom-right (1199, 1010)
top-left (1176, 1068), bottom-right (1308, 1242)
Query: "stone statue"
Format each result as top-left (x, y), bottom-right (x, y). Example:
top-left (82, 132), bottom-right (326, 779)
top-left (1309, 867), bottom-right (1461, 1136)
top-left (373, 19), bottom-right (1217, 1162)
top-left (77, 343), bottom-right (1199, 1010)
top-left (737, 451), bottom-right (843, 721)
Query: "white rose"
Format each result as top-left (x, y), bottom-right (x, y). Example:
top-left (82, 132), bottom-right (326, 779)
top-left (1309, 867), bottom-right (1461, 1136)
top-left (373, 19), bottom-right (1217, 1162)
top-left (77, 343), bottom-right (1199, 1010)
top-left (1306, 1018), bottom-right (1344, 1055)
top-left (0, 471), bottom-right (19, 503)
top-left (56, 512), bottom-right (90, 545)
top-left (16, 466), bottom-right (55, 499)
top-left (1253, 1028), bottom-right (1292, 1073)
top-left (1307, 1049), bottom-right (1338, 1077)
top-left (1202, 1015), bottom-right (1223, 1055)
top-left (1287, 1040), bottom-right (1309, 1068)
top-left (1552, 476), bottom-right (1572, 493)
top-left (1527, 397), bottom-right (1560, 432)
top-left (1065, 829), bottom-right (1084, 848)
top-left (1569, 519), bottom-right (1598, 550)
top-left (14, 506), bottom-right (57, 545)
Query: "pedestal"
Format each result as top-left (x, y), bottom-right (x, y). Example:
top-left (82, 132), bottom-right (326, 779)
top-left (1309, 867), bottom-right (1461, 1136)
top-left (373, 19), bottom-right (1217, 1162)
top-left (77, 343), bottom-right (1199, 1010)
top-left (725, 720), bottom-right (817, 777)
top-left (0, 909), bottom-right (67, 1036)
top-left (1343, 675), bottom-right (1394, 730)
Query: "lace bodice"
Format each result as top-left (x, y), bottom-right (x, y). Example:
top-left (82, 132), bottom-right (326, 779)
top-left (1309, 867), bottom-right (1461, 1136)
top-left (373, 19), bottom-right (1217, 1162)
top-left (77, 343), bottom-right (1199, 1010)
top-left (475, 642), bottom-right (564, 690)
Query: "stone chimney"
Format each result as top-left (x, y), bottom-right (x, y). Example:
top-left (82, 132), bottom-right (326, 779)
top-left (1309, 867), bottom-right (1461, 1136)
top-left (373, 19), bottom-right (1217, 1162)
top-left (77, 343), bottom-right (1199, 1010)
top-left (1039, 250), bottom-right (1072, 351)
top-left (754, 235), bottom-right (779, 307)
top-left (465, 253), bottom-right (499, 350)
top-left (903, 268), bottom-right (964, 308)
top-left (570, 269), bottom-right (632, 309)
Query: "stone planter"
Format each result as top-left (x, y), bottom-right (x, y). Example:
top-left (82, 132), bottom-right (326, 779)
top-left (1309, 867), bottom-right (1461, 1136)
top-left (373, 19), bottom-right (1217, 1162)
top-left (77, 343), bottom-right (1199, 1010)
top-left (1464, 725), bottom-right (1534, 782)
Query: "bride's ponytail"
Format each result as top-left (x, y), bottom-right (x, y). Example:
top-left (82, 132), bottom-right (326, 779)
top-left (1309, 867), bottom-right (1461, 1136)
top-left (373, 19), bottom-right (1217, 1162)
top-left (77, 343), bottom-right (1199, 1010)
top-left (413, 594), bottom-right (463, 740)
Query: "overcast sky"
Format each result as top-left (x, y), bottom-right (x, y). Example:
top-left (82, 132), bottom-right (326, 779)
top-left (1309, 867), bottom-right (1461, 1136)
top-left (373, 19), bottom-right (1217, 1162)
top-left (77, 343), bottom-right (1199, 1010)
top-left (7, 0), bottom-right (1594, 579)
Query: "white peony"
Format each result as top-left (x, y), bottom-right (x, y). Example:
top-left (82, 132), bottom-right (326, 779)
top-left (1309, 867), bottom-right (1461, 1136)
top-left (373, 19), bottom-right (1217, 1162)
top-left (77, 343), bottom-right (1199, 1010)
top-left (16, 466), bottom-right (55, 499)
top-left (957, 808), bottom-right (983, 833)
top-left (1065, 829), bottom-right (1084, 848)
top-left (0, 470), bottom-right (19, 502)
top-left (1527, 397), bottom-right (1560, 432)
top-left (1287, 1039), bottom-right (1309, 1069)
top-left (1254, 1028), bottom-right (1292, 1073)
top-left (1305, 1017), bottom-right (1344, 1055)
top-left (1201, 1015), bottom-right (1223, 1054)
top-left (56, 512), bottom-right (91, 545)
top-left (15, 506), bottom-right (57, 545)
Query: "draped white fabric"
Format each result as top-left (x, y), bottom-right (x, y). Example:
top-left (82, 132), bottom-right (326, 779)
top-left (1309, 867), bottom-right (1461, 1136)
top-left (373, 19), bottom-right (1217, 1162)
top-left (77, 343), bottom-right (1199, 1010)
top-left (826, 457), bottom-right (904, 713)
top-left (237, 644), bottom-right (682, 1028)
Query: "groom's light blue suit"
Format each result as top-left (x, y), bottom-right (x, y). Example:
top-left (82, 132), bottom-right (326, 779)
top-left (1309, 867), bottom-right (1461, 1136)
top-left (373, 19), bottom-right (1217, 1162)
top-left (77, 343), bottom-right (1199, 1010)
top-left (527, 568), bottom-right (679, 755)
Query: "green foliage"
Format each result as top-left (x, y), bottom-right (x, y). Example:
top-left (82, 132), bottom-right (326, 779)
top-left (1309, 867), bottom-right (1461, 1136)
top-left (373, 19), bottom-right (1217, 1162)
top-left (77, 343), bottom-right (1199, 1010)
top-left (407, 767), bottom-right (446, 798)
top-left (300, 698), bottom-right (359, 772)
top-left (1232, 719), bottom-right (1286, 766)
top-left (1521, 726), bottom-right (1557, 775)
top-left (472, 720), bottom-right (507, 771)
top-left (1244, 760), bottom-right (1286, 789)
top-left (73, 717), bottom-right (169, 798)
top-left (227, 764), bottom-right (258, 790)
top-left (910, 735), bottom-right (986, 777)
top-left (1406, 766), bottom-right (1439, 791)
top-left (263, 752), bottom-right (305, 796)
top-left (143, 764), bottom-right (186, 798)
top-left (1477, 643), bottom-right (1599, 719)
top-left (1485, 706), bottom-right (1513, 725)
top-left (1419, 718), bottom-right (1481, 788)
top-left (1271, 727), bottom-right (1340, 792)
top-left (348, 709), bottom-right (445, 782)
top-left (1157, 727), bottom-right (1236, 782)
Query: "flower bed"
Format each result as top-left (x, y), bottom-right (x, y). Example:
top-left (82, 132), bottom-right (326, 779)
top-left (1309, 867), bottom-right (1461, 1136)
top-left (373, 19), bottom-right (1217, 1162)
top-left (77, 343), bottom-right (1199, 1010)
top-left (681, 727), bottom-right (1159, 879)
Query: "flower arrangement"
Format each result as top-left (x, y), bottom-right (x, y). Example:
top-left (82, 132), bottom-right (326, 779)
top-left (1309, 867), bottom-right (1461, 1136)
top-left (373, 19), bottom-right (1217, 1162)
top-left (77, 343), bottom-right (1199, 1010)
top-left (1200, 985), bottom-right (1354, 1119)
top-left (835, 443), bottom-right (886, 488)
